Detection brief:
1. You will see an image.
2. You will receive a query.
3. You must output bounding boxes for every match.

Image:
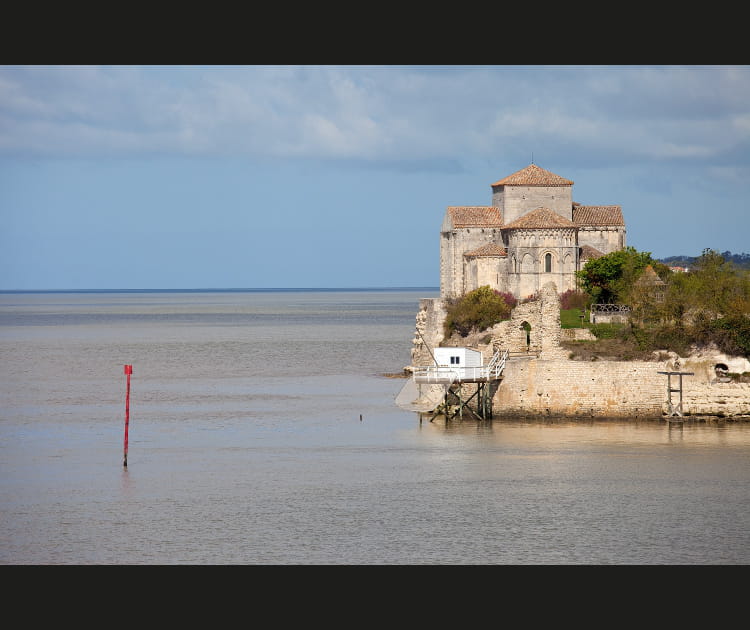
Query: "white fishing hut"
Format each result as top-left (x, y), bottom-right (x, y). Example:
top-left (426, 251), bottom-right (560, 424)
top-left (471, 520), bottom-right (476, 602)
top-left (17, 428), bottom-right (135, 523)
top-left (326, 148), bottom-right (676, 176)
top-left (415, 347), bottom-right (496, 384)
top-left (432, 347), bottom-right (483, 369)
top-left (408, 345), bottom-right (509, 420)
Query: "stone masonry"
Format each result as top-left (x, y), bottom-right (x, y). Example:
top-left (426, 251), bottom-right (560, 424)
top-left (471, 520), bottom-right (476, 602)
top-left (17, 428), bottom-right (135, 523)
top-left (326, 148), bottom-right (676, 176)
top-left (409, 282), bottom-right (750, 419)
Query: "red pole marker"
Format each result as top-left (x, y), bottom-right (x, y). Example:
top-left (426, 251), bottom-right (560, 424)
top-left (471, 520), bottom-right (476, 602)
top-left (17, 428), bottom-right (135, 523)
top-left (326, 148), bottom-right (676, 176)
top-left (123, 365), bottom-right (133, 467)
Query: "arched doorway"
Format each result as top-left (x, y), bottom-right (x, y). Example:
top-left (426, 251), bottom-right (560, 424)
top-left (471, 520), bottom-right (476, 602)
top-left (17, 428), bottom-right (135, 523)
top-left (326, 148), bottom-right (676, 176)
top-left (715, 363), bottom-right (730, 382)
top-left (520, 321), bottom-right (531, 350)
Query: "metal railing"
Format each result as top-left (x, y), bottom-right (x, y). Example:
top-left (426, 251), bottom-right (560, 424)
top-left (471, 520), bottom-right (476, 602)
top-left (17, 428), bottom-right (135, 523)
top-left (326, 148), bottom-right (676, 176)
top-left (591, 304), bottom-right (631, 313)
top-left (413, 349), bottom-right (508, 383)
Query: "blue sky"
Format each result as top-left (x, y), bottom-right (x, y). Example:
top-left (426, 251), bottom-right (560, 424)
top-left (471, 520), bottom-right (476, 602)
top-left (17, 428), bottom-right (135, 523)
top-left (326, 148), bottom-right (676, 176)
top-left (1, 65), bottom-right (748, 290)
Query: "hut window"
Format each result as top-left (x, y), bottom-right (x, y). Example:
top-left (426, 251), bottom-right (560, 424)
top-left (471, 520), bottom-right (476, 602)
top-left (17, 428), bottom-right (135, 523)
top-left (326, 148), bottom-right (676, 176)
top-left (450, 356), bottom-right (460, 365)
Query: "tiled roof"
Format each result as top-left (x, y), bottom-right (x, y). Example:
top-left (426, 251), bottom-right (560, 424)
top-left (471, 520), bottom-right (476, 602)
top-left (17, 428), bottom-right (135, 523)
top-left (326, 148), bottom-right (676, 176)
top-left (447, 206), bottom-right (503, 228)
top-left (491, 164), bottom-right (573, 187)
top-left (573, 205), bottom-right (624, 226)
top-left (579, 245), bottom-right (604, 260)
top-left (503, 207), bottom-right (576, 230)
top-left (635, 264), bottom-right (666, 286)
top-left (464, 243), bottom-right (507, 258)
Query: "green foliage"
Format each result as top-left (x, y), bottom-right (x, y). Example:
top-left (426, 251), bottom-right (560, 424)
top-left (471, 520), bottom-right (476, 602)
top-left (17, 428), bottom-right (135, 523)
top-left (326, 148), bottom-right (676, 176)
top-left (577, 246), bottom-right (663, 304)
top-left (693, 314), bottom-right (750, 357)
top-left (443, 285), bottom-right (514, 337)
top-left (645, 324), bottom-right (693, 356)
top-left (688, 249), bottom-right (750, 315)
top-left (572, 247), bottom-right (750, 359)
top-left (588, 323), bottom-right (624, 339)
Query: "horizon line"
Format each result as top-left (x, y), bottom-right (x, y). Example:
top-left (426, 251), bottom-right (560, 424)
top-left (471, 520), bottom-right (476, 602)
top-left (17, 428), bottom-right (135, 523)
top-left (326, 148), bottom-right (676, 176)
top-left (0, 286), bottom-right (441, 294)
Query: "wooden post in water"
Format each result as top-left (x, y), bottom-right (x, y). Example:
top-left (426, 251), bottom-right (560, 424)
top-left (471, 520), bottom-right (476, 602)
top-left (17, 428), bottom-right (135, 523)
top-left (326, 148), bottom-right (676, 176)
top-left (123, 365), bottom-right (132, 467)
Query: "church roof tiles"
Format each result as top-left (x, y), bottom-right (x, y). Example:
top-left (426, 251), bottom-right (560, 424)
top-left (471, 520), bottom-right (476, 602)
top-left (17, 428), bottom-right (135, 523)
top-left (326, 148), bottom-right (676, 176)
top-left (503, 207), bottom-right (576, 230)
top-left (573, 205), bottom-right (624, 226)
top-left (579, 244), bottom-right (605, 260)
top-left (491, 164), bottom-right (573, 187)
top-left (446, 206), bottom-right (503, 228)
top-left (635, 264), bottom-right (666, 286)
top-left (463, 243), bottom-right (508, 257)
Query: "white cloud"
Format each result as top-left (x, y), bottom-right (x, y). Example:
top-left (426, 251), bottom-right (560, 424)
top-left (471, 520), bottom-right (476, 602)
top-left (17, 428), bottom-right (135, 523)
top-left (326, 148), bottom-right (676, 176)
top-left (0, 65), bottom-right (748, 170)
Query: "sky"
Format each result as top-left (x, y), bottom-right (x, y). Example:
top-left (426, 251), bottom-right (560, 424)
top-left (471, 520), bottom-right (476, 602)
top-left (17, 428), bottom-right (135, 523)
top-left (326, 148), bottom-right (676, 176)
top-left (1, 64), bottom-right (748, 290)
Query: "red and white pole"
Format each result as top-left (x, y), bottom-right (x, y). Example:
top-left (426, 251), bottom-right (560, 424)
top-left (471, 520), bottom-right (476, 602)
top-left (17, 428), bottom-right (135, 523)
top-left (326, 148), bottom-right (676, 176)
top-left (123, 364), bottom-right (132, 467)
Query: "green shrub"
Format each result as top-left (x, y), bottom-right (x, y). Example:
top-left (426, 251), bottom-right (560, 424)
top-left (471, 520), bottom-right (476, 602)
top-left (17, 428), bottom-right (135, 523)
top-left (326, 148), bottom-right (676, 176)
top-left (648, 324), bottom-right (693, 356)
top-left (704, 316), bottom-right (750, 357)
top-left (589, 323), bottom-right (624, 339)
top-left (444, 285), bottom-right (514, 337)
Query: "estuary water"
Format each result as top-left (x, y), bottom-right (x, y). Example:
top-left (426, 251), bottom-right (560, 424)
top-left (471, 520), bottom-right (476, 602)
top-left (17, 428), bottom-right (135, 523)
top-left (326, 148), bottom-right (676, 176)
top-left (1, 288), bottom-right (749, 565)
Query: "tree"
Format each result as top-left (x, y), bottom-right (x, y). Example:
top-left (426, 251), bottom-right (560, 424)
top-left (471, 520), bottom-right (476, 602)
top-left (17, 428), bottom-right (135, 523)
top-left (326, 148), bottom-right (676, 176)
top-left (444, 285), bottom-right (514, 337)
top-left (688, 248), bottom-right (750, 316)
top-left (577, 247), bottom-right (667, 304)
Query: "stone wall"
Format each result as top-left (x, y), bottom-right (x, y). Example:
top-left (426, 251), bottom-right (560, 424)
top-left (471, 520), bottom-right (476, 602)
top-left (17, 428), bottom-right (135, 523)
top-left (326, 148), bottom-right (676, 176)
top-left (409, 282), bottom-right (750, 419)
top-left (494, 358), bottom-right (666, 417)
top-left (489, 282), bottom-right (567, 359)
top-left (577, 226), bottom-right (626, 255)
top-left (410, 298), bottom-right (447, 368)
top-left (561, 328), bottom-right (597, 341)
top-left (440, 227), bottom-right (503, 298)
top-left (464, 255), bottom-right (510, 295)
top-left (492, 358), bottom-right (747, 418)
top-left (493, 186), bottom-right (573, 225)
top-left (504, 230), bottom-right (579, 297)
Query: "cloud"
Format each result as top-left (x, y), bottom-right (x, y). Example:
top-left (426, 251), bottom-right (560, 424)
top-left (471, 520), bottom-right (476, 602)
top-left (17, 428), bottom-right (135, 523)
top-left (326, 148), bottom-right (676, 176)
top-left (1, 65), bottom-right (749, 171)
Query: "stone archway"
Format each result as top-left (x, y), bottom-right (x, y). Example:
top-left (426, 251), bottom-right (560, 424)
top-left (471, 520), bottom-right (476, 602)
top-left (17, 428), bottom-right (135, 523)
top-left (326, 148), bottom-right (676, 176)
top-left (521, 320), bottom-right (531, 349)
top-left (714, 363), bottom-right (730, 382)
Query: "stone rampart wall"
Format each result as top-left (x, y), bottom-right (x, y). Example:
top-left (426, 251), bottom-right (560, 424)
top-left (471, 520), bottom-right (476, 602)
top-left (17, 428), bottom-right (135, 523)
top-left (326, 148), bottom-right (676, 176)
top-left (494, 359), bottom-right (665, 417)
top-left (494, 359), bottom-right (750, 418)
top-left (410, 298), bottom-right (447, 368)
top-left (409, 282), bottom-right (750, 419)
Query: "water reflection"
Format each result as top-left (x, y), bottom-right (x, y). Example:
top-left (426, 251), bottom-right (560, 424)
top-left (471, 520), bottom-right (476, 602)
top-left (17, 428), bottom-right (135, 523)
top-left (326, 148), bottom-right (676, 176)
top-left (2, 289), bottom-right (748, 564)
top-left (120, 468), bottom-right (133, 497)
top-left (416, 414), bottom-right (750, 449)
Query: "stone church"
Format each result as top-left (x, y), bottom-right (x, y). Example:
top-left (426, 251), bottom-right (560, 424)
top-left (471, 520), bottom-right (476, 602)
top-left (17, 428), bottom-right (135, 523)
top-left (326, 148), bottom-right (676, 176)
top-left (440, 163), bottom-right (626, 299)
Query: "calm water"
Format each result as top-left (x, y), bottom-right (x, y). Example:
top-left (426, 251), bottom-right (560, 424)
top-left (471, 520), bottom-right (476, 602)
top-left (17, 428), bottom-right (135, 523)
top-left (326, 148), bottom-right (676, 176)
top-left (1, 289), bottom-right (749, 565)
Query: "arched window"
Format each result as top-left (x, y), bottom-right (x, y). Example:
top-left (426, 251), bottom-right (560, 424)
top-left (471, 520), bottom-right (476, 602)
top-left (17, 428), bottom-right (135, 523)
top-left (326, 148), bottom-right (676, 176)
top-left (544, 253), bottom-right (552, 273)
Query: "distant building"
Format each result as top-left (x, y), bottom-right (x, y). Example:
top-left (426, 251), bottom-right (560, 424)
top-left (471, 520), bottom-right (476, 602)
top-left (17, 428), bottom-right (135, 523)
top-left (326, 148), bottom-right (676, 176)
top-left (633, 264), bottom-right (667, 303)
top-left (440, 163), bottom-right (626, 299)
